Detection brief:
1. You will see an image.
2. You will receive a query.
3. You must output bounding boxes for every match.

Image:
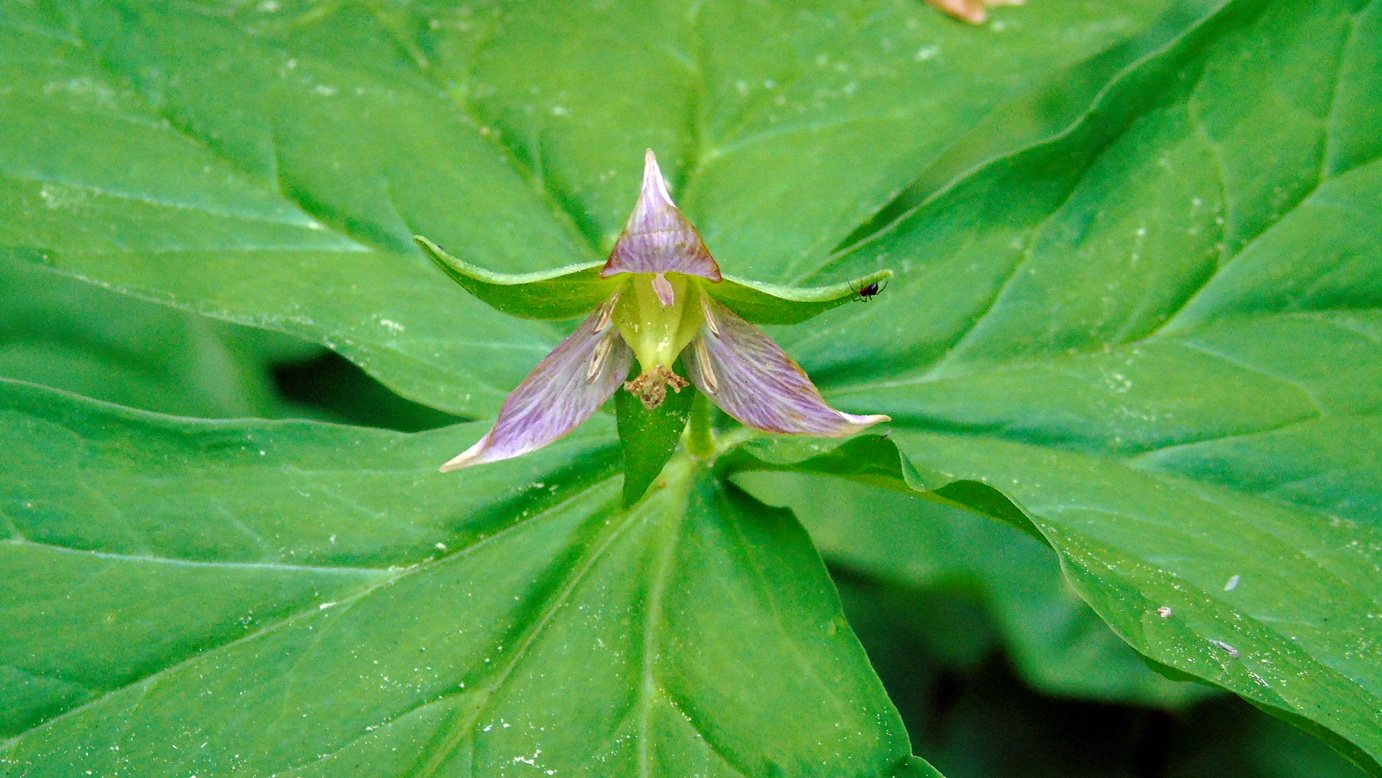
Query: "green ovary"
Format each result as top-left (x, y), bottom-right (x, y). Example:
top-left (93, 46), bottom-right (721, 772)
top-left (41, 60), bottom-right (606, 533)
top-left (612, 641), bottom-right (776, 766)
top-left (613, 272), bottom-right (707, 408)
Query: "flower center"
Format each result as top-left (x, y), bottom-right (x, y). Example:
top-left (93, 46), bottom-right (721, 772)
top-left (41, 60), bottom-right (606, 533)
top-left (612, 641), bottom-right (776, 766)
top-left (613, 272), bottom-right (705, 408)
top-left (623, 365), bottom-right (690, 410)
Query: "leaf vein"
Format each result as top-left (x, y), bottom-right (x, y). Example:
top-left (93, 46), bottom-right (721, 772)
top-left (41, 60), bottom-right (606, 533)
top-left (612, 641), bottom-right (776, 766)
top-left (0, 475), bottom-right (613, 749)
top-left (0, 538), bottom-right (392, 575)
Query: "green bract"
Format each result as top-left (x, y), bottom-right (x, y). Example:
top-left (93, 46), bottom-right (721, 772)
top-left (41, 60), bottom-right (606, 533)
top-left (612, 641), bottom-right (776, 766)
top-left (417, 237), bottom-right (892, 325)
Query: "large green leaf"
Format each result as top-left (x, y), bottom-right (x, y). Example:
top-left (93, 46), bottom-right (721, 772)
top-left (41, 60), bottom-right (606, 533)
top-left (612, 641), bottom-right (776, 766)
top-left (757, 0), bottom-right (1382, 768)
top-left (727, 421), bottom-right (1381, 771)
top-left (0, 379), bottom-right (933, 776)
top-left (737, 470), bottom-right (1215, 707)
top-left (1, 0), bottom-right (1183, 415)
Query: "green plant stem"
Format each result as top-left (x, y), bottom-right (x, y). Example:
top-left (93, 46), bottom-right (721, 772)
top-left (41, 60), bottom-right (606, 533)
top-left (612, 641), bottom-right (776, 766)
top-left (686, 393), bottom-right (715, 458)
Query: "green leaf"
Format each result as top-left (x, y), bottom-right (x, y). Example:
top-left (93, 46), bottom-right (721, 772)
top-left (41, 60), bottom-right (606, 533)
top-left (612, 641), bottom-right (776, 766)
top-left (737, 470), bottom-right (1215, 707)
top-left (713, 269), bottom-right (894, 325)
top-left (836, 0), bottom-right (1228, 252)
top-left (760, 0), bottom-right (1382, 767)
top-left (0, 380), bottom-right (930, 776)
top-left (415, 236), bottom-right (617, 321)
top-left (615, 374), bottom-right (695, 507)
top-left (726, 425), bottom-right (1382, 772)
top-left (1, 0), bottom-right (1177, 415)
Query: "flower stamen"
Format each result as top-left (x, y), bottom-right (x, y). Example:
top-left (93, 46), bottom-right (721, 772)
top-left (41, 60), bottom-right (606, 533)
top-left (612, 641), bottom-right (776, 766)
top-left (624, 365), bottom-right (689, 410)
top-left (587, 330), bottom-right (619, 384)
top-left (700, 295), bottom-right (721, 337)
top-left (594, 293), bottom-right (619, 330)
top-left (692, 337), bottom-right (718, 394)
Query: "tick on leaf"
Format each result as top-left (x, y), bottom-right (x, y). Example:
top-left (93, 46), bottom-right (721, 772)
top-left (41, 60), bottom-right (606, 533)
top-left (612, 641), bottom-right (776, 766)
top-left (852, 279), bottom-right (886, 302)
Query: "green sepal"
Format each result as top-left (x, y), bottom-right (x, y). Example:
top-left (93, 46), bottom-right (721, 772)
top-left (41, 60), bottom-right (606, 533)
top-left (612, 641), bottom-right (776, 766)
top-left (615, 363), bottom-right (695, 506)
top-left (711, 269), bottom-right (894, 324)
top-left (415, 235), bottom-right (622, 320)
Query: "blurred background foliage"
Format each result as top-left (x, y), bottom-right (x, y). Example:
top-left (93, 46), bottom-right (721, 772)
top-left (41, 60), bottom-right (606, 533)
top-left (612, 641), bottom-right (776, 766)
top-left (2, 260), bottom-right (460, 430)
top-left (3, 251), bottom-right (1363, 777)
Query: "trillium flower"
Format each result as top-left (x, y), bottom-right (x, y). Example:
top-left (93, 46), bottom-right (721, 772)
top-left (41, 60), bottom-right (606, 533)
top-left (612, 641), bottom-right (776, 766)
top-left (417, 150), bottom-right (891, 473)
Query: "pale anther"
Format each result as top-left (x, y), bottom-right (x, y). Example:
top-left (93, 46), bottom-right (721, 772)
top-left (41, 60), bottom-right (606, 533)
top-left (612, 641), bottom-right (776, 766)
top-left (701, 296), bottom-right (721, 337)
top-left (595, 293), bottom-right (619, 331)
top-left (588, 331), bottom-right (617, 383)
top-left (692, 338), bottom-right (718, 394)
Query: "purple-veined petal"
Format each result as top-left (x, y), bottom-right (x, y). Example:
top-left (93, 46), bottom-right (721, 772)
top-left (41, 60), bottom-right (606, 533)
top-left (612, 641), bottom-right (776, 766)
top-left (602, 150), bottom-right (723, 282)
top-left (441, 297), bottom-right (633, 471)
top-left (685, 298), bottom-right (889, 437)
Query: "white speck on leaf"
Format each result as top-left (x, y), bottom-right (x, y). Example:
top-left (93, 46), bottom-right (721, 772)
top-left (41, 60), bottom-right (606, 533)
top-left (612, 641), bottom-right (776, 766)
top-left (513, 748), bottom-right (541, 766)
top-left (1210, 639), bottom-right (1240, 658)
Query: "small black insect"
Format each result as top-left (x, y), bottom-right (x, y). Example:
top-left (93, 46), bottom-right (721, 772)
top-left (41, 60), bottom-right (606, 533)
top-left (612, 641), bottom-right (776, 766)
top-left (851, 279), bottom-right (887, 302)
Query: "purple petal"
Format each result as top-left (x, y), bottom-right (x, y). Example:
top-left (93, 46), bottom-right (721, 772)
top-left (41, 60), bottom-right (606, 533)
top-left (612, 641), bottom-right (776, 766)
top-left (601, 150), bottom-right (723, 281)
top-left (685, 299), bottom-right (889, 437)
top-left (441, 297), bottom-right (633, 471)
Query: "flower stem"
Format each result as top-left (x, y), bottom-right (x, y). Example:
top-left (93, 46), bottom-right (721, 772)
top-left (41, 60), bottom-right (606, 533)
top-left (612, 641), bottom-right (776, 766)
top-left (686, 393), bottom-right (716, 458)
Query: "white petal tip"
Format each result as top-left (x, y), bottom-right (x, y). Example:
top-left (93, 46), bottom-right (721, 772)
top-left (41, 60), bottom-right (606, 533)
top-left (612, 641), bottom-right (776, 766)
top-left (439, 456), bottom-right (474, 472)
top-left (840, 413), bottom-right (891, 433)
top-left (641, 149), bottom-right (674, 205)
top-left (439, 440), bottom-right (487, 472)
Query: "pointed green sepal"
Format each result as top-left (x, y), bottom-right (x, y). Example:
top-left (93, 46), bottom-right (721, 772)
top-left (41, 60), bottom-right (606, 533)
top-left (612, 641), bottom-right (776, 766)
top-left (415, 235), bottom-right (622, 320)
top-left (710, 269), bottom-right (894, 324)
top-left (615, 361), bottom-right (695, 506)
